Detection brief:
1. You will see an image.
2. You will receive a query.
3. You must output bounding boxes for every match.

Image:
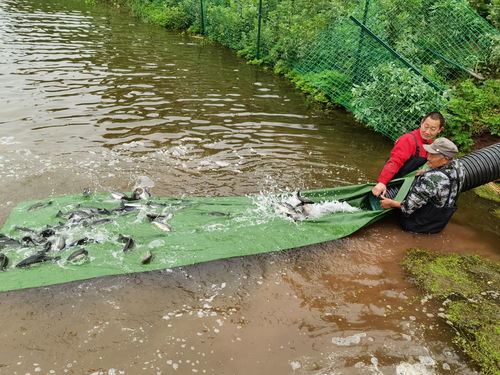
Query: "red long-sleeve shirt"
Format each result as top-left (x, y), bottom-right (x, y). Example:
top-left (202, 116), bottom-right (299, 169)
top-left (377, 129), bottom-right (433, 185)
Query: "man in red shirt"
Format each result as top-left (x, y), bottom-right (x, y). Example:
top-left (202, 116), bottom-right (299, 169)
top-left (371, 112), bottom-right (445, 197)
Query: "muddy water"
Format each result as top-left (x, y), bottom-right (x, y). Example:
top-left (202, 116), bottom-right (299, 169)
top-left (0, 0), bottom-right (498, 374)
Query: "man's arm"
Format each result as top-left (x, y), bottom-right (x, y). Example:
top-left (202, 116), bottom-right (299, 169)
top-left (372, 134), bottom-right (415, 197)
top-left (380, 175), bottom-right (437, 214)
top-left (378, 135), bottom-right (415, 184)
top-left (380, 197), bottom-right (401, 209)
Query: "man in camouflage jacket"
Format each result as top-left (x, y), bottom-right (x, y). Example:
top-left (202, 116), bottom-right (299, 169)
top-left (380, 137), bottom-right (465, 234)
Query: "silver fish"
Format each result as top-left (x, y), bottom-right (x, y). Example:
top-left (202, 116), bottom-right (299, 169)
top-left (207, 212), bottom-right (231, 217)
top-left (122, 237), bottom-right (135, 252)
top-left (146, 212), bottom-right (173, 221)
top-left (68, 237), bottom-right (97, 248)
top-left (51, 235), bottom-right (66, 251)
top-left (295, 190), bottom-right (315, 205)
top-left (67, 248), bottom-right (89, 262)
top-left (0, 234), bottom-right (21, 249)
top-left (0, 253), bottom-right (9, 271)
top-left (141, 251), bottom-right (153, 265)
top-left (152, 221), bottom-right (172, 232)
top-left (133, 187), bottom-right (151, 200)
top-left (15, 252), bottom-right (60, 268)
top-left (27, 201), bottom-right (53, 211)
top-left (111, 190), bottom-right (127, 200)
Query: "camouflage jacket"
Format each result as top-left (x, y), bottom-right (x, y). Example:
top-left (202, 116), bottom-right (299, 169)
top-left (401, 159), bottom-right (465, 216)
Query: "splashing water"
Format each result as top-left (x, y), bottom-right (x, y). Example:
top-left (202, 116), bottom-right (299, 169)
top-left (250, 190), bottom-right (360, 221)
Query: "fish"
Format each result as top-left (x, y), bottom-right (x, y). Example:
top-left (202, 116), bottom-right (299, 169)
top-left (207, 212), bottom-right (231, 217)
top-left (42, 241), bottom-right (52, 253)
top-left (146, 212), bottom-right (173, 221)
top-left (56, 208), bottom-right (101, 221)
top-left (141, 251), bottom-right (153, 265)
top-left (22, 236), bottom-right (39, 246)
top-left (67, 248), bottom-right (89, 262)
top-left (118, 235), bottom-right (135, 252)
top-left (27, 201), bottom-right (53, 211)
top-left (110, 190), bottom-right (143, 201)
top-left (68, 237), bottom-right (97, 248)
top-left (0, 234), bottom-right (21, 249)
top-left (0, 253), bottom-right (9, 271)
top-left (132, 187), bottom-right (151, 200)
top-left (40, 228), bottom-right (56, 238)
top-left (275, 202), bottom-right (299, 217)
top-left (15, 252), bottom-right (61, 268)
top-left (51, 235), bottom-right (66, 251)
top-left (74, 205), bottom-right (112, 215)
top-left (84, 218), bottom-right (111, 227)
top-left (152, 221), bottom-right (172, 232)
top-left (295, 190), bottom-right (315, 206)
top-left (111, 190), bottom-right (128, 200)
top-left (274, 191), bottom-right (316, 221)
top-left (14, 226), bottom-right (37, 234)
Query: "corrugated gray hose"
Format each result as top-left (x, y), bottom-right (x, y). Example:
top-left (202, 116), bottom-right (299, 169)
top-left (459, 142), bottom-right (500, 192)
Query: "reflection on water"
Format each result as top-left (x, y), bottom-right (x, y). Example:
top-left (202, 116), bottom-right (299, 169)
top-left (0, 0), bottom-right (498, 373)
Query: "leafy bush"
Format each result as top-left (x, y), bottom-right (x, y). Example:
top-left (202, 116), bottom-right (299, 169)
top-left (122, 0), bottom-right (194, 29)
top-left (442, 79), bottom-right (500, 151)
top-left (467, 0), bottom-right (500, 28)
top-left (351, 62), bottom-right (447, 139)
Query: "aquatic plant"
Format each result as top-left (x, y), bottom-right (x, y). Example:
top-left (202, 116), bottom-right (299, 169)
top-left (403, 248), bottom-right (500, 374)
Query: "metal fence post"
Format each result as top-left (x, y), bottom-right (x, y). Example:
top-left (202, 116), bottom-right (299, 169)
top-left (256, 0), bottom-right (263, 59)
top-left (200, 0), bottom-right (205, 35)
top-left (350, 15), bottom-right (444, 92)
top-left (353, 0), bottom-right (370, 84)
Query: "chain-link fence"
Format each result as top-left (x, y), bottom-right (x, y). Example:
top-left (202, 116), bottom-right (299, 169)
top-left (128, 0), bottom-right (498, 140)
top-left (293, 0), bottom-right (498, 140)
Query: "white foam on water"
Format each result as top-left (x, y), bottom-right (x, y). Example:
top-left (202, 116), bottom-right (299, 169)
top-left (331, 332), bottom-right (366, 346)
top-left (0, 136), bottom-right (19, 145)
top-left (305, 200), bottom-right (360, 219)
top-left (134, 175), bottom-right (155, 189)
top-left (289, 360), bottom-right (301, 370)
top-left (396, 362), bottom-right (436, 375)
top-left (251, 190), bottom-right (360, 222)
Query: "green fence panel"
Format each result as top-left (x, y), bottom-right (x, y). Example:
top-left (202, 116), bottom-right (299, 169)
top-left (293, 0), bottom-right (498, 140)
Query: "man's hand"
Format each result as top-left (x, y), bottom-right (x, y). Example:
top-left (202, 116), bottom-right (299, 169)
top-left (380, 196), bottom-right (401, 210)
top-left (371, 182), bottom-right (387, 197)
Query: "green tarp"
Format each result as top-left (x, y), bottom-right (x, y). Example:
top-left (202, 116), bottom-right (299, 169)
top-left (0, 179), bottom-right (412, 292)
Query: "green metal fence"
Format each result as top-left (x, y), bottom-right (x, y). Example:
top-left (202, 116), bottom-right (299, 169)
top-left (293, 0), bottom-right (498, 140)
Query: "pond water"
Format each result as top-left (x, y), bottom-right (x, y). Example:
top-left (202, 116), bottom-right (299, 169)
top-left (0, 0), bottom-right (498, 374)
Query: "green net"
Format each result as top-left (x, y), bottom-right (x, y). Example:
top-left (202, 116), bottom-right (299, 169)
top-left (293, 0), bottom-right (498, 140)
top-left (0, 180), bottom-right (415, 292)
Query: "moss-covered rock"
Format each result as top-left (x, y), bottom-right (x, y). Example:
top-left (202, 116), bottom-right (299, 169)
top-left (474, 182), bottom-right (500, 218)
top-left (474, 182), bottom-right (500, 203)
top-left (402, 248), bottom-right (500, 374)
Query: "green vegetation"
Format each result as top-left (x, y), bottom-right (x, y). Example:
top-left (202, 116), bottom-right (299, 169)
top-left (351, 62), bottom-right (447, 137)
top-left (474, 182), bottom-right (500, 218)
top-left (442, 79), bottom-right (500, 151)
top-left (475, 182), bottom-right (500, 203)
top-left (403, 248), bottom-right (500, 374)
top-left (105, 0), bottom-right (499, 148)
top-left (468, 0), bottom-right (500, 28)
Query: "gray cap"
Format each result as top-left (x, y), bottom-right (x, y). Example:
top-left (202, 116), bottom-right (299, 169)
top-left (423, 137), bottom-right (458, 158)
